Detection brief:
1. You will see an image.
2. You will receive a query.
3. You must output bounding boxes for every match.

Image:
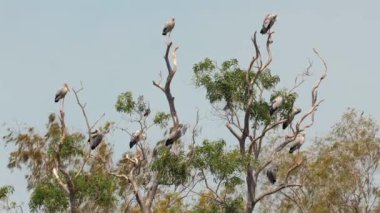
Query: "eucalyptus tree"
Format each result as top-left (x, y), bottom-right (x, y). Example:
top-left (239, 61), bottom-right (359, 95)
top-left (3, 87), bottom-right (117, 213)
top-left (264, 109), bottom-right (380, 213)
top-left (192, 23), bottom-right (327, 212)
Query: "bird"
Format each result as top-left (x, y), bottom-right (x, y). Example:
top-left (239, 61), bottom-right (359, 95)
top-left (54, 83), bottom-right (70, 103)
top-left (283, 107), bottom-right (302, 129)
top-left (266, 166), bottom-right (278, 184)
top-left (130, 129), bottom-right (146, 148)
top-left (269, 96), bottom-right (283, 115)
top-left (143, 108), bottom-right (151, 117)
top-left (165, 124), bottom-right (188, 146)
top-left (88, 129), bottom-right (105, 150)
top-left (289, 132), bottom-right (306, 154)
top-left (260, 13), bottom-right (277, 34)
top-left (162, 17), bottom-right (175, 36)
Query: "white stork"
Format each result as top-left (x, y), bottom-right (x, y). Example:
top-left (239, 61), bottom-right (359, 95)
top-left (88, 129), bottom-right (105, 150)
top-left (289, 132), bottom-right (306, 154)
top-left (283, 107), bottom-right (302, 129)
top-left (130, 129), bottom-right (146, 148)
top-left (260, 13), bottom-right (277, 34)
top-left (269, 96), bottom-right (283, 115)
top-left (266, 166), bottom-right (278, 184)
top-left (162, 17), bottom-right (175, 37)
top-left (165, 124), bottom-right (188, 146)
top-left (55, 83), bottom-right (70, 103)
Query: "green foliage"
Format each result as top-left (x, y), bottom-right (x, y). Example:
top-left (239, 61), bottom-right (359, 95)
top-left (154, 112), bottom-right (171, 129)
top-left (0, 185), bottom-right (14, 200)
top-left (151, 146), bottom-right (190, 186)
top-left (191, 140), bottom-right (244, 195)
top-left (270, 90), bottom-right (298, 118)
top-left (193, 58), bottom-right (280, 109)
top-left (193, 58), bottom-right (250, 108)
top-left (74, 172), bottom-right (117, 210)
top-left (59, 133), bottom-right (85, 159)
top-left (192, 192), bottom-right (244, 213)
top-left (29, 182), bottom-right (68, 213)
top-left (193, 58), bottom-right (283, 131)
top-left (250, 99), bottom-right (271, 127)
top-left (115, 91), bottom-right (135, 114)
top-left (262, 109), bottom-right (380, 212)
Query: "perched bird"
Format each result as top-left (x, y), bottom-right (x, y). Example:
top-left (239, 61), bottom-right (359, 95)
top-left (269, 96), bottom-right (283, 115)
top-left (289, 132), bottom-right (306, 154)
top-left (54, 83), bottom-right (70, 103)
top-left (260, 13), bottom-right (277, 34)
top-left (162, 17), bottom-right (175, 36)
top-left (130, 129), bottom-right (146, 148)
top-left (266, 166), bottom-right (278, 184)
top-left (283, 107), bottom-right (302, 129)
top-left (165, 124), bottom-right (188, 146)
top-left (143, 108), bottom-right (151, 117)
top-left (88, 129), bottom-right (105, 150)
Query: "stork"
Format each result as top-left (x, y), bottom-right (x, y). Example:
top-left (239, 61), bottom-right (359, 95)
top-left (165, 124), bottom-right (188, 146)
top-left (283, 107), bottom-right (302, 129)
top-left (266, 166), bottom-right (278, 184)
top-left (54, 83), bottom-right (69, 103)
top-left (88, 129), bottom-right (105, 150)
top-left (269, 96), bottom-right (283, 115)
top-left (143, 108), bottom-right (151, 117)
top-left (162, 17), bottom-right (175, 37)
top-left (130, 129), bottom-right (146, 148)
top-left (260, 13), bottom-right (277, 34)
top-left (289, 132), bottom-right (306, 154)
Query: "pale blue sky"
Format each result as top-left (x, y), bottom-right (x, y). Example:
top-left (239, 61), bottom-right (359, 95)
top-left (1, 0), bottom-right (379, 209)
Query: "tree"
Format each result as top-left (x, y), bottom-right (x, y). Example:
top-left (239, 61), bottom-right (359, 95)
top-left (0, 185), bottom-right (23, 212)
top-left (262, 109), bottom-right (380, 213)
top-left (192, 30), bottom-right (327, 212)
top-left (3, 89), bottom-right (117, 213)
top-left (3, 18), bottom-right (328, 213)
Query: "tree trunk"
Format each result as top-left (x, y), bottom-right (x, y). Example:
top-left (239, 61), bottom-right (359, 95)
top-left (246, 166), bottom-right (256, 213)
top-left (69, 192), bottom-right (77, 213)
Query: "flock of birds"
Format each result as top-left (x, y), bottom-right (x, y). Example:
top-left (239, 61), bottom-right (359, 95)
top-left (267, 96), bottom-right (306, 185)
top-left (53, 14), bottom-right (300, 185)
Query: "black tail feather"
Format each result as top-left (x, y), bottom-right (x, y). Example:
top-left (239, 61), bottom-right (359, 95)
top-left (269, 106), bottom-right (275, 115)
top-left (130, 140), bottom-right (137, 148)
top-left (162, 28), bottom-right (168, 35)
top-left (91, 140), bottom-right (102, 150)
top-left (267, 170), bottom-right (276, 184)
top-left (282, 121), bottom-right (289, 129)
top-left (165, 138), bottom-right (174, 146)
top-left (289, 144), bottom-right (300, 154)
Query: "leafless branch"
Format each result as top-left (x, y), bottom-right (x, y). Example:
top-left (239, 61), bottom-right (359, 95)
top-left (289, 60), bottom-right (313, 93)
top-left (295, 49), bottom-right (327, 131)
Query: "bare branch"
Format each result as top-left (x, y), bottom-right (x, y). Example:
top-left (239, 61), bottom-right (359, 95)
top-left (254, 184), bottom-right (302, 204)
top-left (72, 86), bottom-right (91, 133)
top-left (289, 60), bottom-right (313, 93)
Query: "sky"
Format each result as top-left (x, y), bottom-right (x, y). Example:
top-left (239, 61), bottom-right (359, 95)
top-left (0, 0), bottom-right (379, 210)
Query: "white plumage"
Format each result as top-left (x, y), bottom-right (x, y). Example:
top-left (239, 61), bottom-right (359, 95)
top-left (130, 129), bottom-right (146, 148)
top-left (269, 96), bottom-right (283, 115)
top-left (54, 83), bottom-right (69, 103)
top-left (162, 17), bottom-right (175, 36)
top-left (260, 14), bottom-right (277, 34)
top-left (289, 132), bottom-right (306, 153)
